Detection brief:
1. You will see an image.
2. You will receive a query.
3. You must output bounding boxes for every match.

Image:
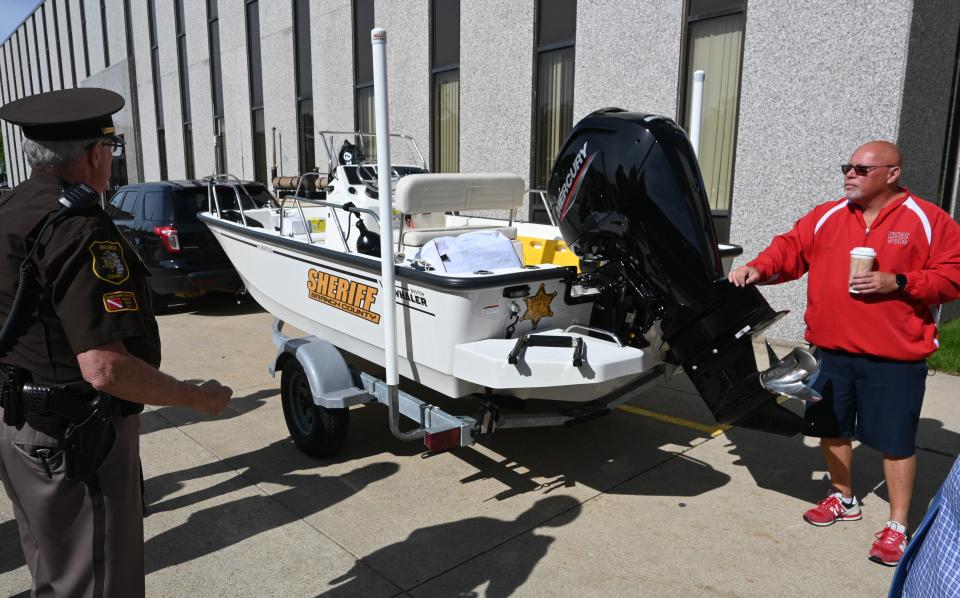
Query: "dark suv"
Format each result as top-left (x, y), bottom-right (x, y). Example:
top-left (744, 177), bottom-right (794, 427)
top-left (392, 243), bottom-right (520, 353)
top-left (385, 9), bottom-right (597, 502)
top-left (106, 179), bottom-right (273, 310)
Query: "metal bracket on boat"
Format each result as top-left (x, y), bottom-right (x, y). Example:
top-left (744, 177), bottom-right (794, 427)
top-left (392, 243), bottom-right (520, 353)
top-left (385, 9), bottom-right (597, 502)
top-left (507, 333), bottom-right (585, 368)
top-left (563, 324), bottom-right (624, 347)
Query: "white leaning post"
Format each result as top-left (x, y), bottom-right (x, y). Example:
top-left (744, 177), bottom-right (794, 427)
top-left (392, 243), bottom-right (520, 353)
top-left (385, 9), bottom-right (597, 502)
top-left (372, 27), bottom-right (421, 440)
top-left (690, 69), bottom-right (705, 159)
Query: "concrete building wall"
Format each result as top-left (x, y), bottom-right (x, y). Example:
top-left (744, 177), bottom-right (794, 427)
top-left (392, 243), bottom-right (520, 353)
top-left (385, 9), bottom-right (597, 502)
top-left (82, 58), bottom-right (140, 188)
top-left (83, 0), bottom-right (105, 74)
top-left (34, 9), bottom-right (52, 91)
top-left (312, 0), bottom-right (355, 148)
top-left (57, 0), bottom-right (77, 88)
top-left (729, 1), bottom-right (914, 340)
top-left (68, 0), bottom-right (88, 83)
top-left (10, 37), bottom-right (28, 182)
top-left (376, 0), bottom-right (430, 162)
top-left (43, 1), bottom-right (64, 91)
top-left (460, 0), bottom-right (535, 196)
top-left (575, 0), bottom-right (684, 122)
top-left (220, 0), bottom-right (253, 182)
top-left (185, 0), bottom-right (216, 178)
top-left (156, 0), bottom-right (185, 179)
top-left (259, 1), bottom-right (298, 179)
top-left (131, 0), bottom-right (159, 181)
top-left (26, 17), bottom-right (46, 94)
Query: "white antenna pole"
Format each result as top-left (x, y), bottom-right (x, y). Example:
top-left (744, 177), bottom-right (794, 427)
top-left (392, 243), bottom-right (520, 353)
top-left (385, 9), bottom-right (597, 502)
top-left (690, 70), bottom-right (705, 159)
top-left (371, 27), bottom-right (398, 388)
top-left (372, 27), bottom-right (421, 441)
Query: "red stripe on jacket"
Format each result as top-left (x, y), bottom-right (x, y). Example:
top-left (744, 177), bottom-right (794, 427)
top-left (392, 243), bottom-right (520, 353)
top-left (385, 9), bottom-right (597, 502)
top-left (747, 189), bottom-right (960, 361)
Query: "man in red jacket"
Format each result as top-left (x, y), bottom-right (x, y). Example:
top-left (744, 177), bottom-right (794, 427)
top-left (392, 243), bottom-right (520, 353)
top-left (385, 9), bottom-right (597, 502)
top-left (729, 140), bottom-right (960, 567)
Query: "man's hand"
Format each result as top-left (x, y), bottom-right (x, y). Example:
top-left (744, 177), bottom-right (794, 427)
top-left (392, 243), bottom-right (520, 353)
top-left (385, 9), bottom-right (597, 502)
top-left (193, 380), bottom-right (233, 416)
top-left (728, 265), bottom-right (761, 287)
top-left (850, 271), bottom-right (898, 294)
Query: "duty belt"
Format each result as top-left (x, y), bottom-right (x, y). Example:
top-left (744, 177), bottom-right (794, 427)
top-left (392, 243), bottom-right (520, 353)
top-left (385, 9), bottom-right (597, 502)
top-left (0, 364), bottom-right (133, 436)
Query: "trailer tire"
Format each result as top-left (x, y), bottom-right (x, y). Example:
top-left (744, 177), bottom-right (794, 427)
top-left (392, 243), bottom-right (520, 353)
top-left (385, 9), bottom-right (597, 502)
top-left (281, 360), bottom-right (349, 457)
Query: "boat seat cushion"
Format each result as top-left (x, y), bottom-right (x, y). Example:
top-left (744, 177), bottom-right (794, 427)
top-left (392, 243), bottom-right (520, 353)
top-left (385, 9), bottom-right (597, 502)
top-left (416, 230), bottom-right (522, 274)
top-left (394, 173), bottom-right (525, 214)
top-left (401, 225), bottom-right (517, 247)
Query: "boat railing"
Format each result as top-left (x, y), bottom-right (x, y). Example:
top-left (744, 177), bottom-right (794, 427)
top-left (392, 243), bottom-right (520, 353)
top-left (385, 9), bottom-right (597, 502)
top-left (205, 173), bottom-right (272, 228)
top-left (527, 189), bottom-right (559, 228)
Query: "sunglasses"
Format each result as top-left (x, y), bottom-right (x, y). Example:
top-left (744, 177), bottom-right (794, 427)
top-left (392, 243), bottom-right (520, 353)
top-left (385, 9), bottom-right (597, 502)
top-left (840, 163), bottom-right (896, 176)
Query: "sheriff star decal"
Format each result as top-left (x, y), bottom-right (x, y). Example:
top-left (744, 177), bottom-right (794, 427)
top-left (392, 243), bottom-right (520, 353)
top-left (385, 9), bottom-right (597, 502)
top-left (102, 291), bottom-right (139, 313)
top-left (520, 283), bottom-right (556, 329)
top-left (89, 240), bottom-right (130, 285)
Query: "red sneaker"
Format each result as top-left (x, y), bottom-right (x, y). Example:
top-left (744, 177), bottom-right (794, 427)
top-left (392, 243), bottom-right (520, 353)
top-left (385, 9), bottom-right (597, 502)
top-left (802, 492), bottom-right (862, 526)
top-left (868, 522), bottom-right (907, 566)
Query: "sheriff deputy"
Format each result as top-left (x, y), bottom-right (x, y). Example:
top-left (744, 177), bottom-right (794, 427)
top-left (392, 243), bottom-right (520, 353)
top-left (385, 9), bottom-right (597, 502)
top-left (0, 88), bottom-right (232, 597)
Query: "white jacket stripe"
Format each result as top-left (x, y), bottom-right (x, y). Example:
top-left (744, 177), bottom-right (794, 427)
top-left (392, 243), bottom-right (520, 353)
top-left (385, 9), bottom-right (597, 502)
top-left (814, 200), bottom-right (850, 235)
top-left (904, 197), bottom-right (932, 245)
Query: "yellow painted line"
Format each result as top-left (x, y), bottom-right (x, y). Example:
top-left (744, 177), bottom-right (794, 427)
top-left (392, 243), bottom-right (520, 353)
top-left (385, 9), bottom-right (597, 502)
top-left (616, 404), bottom-right (731, 437)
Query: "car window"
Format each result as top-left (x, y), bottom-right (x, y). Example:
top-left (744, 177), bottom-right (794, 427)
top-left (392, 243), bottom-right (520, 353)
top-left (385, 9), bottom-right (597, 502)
top-left (173, 190), bottom-right (212, 221)
top-left (105, 191), bottom-right (130, 219)
top-left (142, 191), bottom-right (168, 221)
top-left (121, 191), bottom-right (140, 219)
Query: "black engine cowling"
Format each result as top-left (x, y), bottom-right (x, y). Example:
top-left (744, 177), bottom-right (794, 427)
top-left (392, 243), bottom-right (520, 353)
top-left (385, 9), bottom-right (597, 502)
top-left (546, 108), bottom-right (807, 435)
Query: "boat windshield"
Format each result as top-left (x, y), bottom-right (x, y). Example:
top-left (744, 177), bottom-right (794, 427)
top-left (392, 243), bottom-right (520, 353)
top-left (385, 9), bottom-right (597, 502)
top-left (319, 131), bottom-right (426, 174)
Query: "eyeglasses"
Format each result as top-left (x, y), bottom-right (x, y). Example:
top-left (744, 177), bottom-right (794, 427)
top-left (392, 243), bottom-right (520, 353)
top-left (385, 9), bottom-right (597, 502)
top-left (87, 136), bottom-right (125, 158)
top-left (840, 163), bottom-right (896, 176)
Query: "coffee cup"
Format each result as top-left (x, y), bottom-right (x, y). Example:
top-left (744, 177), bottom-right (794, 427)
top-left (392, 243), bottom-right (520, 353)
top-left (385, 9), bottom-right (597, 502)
top-left (849, 247), bottom-right (876, 293)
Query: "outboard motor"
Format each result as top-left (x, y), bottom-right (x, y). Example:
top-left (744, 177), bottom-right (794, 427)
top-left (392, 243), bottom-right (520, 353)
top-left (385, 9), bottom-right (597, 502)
top-left (547, 108), bottom-right (816, 435)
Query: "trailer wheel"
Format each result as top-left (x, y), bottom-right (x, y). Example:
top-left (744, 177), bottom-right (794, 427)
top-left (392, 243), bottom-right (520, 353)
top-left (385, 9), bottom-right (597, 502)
top-left (280, 360), bottom-right (349, 458)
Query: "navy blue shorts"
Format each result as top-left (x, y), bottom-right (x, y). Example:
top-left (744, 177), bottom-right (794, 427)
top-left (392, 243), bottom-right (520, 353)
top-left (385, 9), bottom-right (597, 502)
top-left (803, 348), bottom-right (927, 457)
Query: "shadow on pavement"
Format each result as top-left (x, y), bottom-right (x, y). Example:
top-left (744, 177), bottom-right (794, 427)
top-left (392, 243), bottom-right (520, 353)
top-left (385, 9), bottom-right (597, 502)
top-left (0, 518), bottom-right (25, 575)
top-left (318, 495), bottom-right (582, 596)
top-left (144, 443), bottom-right (399, 574)
top-left (140, 386), bottom-right (278, 435)
top-left (723, 416), bottom-right (959, 525)
top-left (155, 293), bottom-right (264, 317)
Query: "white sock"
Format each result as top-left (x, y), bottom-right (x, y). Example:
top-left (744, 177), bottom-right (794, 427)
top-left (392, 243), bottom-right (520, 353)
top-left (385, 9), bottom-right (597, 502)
top-left (886, 520), bottom-right (906, 534)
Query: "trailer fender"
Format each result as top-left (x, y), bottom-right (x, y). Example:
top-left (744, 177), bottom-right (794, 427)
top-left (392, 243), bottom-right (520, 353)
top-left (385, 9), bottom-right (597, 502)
top-left (270, 333), bottom-right (370, 409)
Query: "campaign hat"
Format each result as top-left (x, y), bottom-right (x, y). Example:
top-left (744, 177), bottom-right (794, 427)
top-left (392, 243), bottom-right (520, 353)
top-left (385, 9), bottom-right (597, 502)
top-left (0, 88), bottom-right (124, 141)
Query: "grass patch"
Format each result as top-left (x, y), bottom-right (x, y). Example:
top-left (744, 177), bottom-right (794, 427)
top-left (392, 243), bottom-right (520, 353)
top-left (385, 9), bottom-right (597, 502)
top-left (930, 317), bottom-right (960, 374)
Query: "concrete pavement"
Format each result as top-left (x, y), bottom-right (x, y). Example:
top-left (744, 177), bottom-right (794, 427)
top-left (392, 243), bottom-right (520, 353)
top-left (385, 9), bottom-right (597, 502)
top-left (1, 296), bottom-right (958, 597)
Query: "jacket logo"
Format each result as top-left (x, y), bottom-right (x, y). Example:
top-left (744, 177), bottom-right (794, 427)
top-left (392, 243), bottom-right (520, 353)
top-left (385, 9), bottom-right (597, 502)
top-left (103, 291), bottom-right (139, 313)
top-left (887, 231), bottom-right (910, 245)
top-left (89, 240), bottom-right (130, 285)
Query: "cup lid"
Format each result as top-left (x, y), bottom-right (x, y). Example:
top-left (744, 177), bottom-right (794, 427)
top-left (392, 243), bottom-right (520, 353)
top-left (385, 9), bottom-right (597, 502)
top-left (850, 247), bottom-right (876, 257)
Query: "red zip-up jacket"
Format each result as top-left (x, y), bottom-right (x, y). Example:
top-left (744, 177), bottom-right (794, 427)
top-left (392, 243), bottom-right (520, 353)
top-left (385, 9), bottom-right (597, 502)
top-left (747, 189), bottom-right (960, 361)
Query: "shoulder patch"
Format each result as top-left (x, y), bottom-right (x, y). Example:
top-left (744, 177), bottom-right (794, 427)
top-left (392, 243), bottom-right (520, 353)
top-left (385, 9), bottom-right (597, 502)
top-left (89, 240), bottom-right (130, 285)
top-left (103, 291), bottom-right (139, 313)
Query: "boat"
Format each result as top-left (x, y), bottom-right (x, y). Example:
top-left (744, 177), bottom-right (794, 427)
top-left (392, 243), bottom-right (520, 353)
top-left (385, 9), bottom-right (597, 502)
top-left (198, 28), bottom-right (819, 457)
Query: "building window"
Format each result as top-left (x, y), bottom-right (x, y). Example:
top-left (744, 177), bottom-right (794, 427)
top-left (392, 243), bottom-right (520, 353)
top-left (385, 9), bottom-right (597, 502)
top-left (2, 47), bottom-right (23, 182)
top-left (246, 0), bottom-right (267, 183)
top-left (531, 0), bottom-right (576, 220)
top-left (207, 0), bottom-right (227, 173)
top-left (51, 0), bottom-right (65, 89)
top-left (353, 0), bottom-right (374, 134)
top-left (100, 0), bottom-right (110, 67)
top-left (431, 0), bottom-right (459, 173)
top-left (175, 0), bottom-right (195, 178)
top-left (79, 0), bottom-right (90, 77)
top-left (681, 0), bottom-right (746, 243)
top-left (293, 0), bottom-right (315, 173)
top-left (63, 0), bottom-right (78, 86)
top-left (40, 6), bottom-right (54, 90)
top-left (147, 0), bottom-right (167, 179)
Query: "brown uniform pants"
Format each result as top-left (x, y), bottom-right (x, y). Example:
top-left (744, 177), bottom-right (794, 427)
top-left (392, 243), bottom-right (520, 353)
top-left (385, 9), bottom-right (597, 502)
top-left (0, 410), bottom-right (144, 598)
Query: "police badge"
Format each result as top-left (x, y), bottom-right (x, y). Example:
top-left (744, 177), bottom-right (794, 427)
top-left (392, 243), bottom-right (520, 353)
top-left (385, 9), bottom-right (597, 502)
top-left (88, 240), bottom-right (130, 285)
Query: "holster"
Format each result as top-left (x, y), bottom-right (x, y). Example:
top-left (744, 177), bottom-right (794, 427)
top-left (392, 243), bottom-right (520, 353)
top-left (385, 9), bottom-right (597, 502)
top-left (62, 392), bottom-right (116, 484)
top-left (19, 383), bottom-right (116, 484)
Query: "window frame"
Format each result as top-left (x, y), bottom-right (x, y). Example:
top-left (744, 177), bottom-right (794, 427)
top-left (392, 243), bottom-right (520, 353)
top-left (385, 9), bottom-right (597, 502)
top-left (429, 0), bottom-right (460, 173)
top-left (245, 0), bottom-right (267, 184)
top-left (100, 0), bottom-right (110, 67)
top-left (352, 0), bottom-right (374, 134)
top-left (175, 0), bottom-right (195, 178)
top-left (293, 0), bottom-right (315, 174)
top-left (676, 0), bottom-right (747, 243)
top-left (147, 0), bottom-right (167, 179)
top-left (529, 0), bottom-right (577, 221)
